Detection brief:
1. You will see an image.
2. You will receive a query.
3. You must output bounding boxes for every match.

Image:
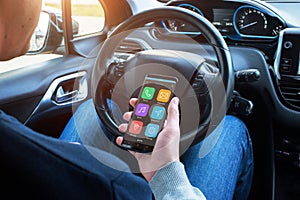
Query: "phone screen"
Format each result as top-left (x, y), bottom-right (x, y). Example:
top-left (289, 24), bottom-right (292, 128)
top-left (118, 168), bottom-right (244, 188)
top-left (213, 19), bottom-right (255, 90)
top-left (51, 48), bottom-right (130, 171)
top-left (121, 74), bottom-right (178, 152)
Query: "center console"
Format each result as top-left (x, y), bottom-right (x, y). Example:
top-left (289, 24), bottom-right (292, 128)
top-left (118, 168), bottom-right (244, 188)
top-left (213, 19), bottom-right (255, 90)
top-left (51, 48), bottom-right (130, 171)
top-left (273, 28), bottom-right (300, 199)
top-left (274, 28), bottom-right (300, 110)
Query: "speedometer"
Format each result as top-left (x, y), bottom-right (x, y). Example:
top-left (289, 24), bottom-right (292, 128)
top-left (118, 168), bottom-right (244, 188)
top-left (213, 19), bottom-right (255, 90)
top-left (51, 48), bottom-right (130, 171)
top-left (233, 5), bottom-right (285, 39)
top-left (234, 6), bottom-right (268, 37)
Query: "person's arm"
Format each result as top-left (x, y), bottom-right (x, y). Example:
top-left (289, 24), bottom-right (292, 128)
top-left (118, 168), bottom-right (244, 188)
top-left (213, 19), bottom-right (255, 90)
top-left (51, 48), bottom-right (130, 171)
top-left (149, 161), bottom-right (206, 200)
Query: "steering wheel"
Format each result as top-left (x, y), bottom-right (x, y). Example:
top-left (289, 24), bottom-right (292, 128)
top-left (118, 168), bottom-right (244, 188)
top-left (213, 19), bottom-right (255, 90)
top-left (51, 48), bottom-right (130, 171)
top-left (92, 6), bottom-right (234, 151)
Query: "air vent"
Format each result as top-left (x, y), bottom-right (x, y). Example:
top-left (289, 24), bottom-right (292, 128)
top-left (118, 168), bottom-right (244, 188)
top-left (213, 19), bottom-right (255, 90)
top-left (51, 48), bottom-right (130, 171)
top-left (116, 39), bottom-right (144, 54)
top-left (279, 81), bottom-right (300, 108)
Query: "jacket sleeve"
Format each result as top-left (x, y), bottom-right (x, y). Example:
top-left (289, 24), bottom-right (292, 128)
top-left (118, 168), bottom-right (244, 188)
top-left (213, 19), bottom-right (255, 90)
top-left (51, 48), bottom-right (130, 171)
top-left (149, 161), bottom-right (206, 200)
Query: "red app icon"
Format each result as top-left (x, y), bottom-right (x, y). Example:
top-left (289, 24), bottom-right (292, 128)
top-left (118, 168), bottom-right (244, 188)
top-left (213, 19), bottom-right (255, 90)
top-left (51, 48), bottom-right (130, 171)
top-left (129, 120), bottom-right (143, 134)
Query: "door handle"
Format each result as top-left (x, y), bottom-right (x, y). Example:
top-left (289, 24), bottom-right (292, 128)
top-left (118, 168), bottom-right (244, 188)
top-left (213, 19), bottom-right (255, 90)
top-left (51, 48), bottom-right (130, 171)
top-left (55, 87), bottom-right (79, 103)
top-left (50, 71), bottom-right (88, 105)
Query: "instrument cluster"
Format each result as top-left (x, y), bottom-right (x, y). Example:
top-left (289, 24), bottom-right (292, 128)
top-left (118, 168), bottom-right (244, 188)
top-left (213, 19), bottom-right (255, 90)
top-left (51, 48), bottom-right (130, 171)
top-left (162, 1), bottom-right (285, 41)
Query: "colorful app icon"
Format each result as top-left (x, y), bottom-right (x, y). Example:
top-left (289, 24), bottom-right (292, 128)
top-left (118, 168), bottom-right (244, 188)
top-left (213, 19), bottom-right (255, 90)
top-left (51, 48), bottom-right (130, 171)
top-left (129, 120), bottom-right (143, 134)
top-left (141, 87), bottom-right (155, 100)
top-left (151, 105), bottom-right (166, 120)
top-left (157, 89), bottom-right (171, 102)
top-left (135, 103), bottom-right (149, 117)
top-left (145, 123), bottom-right (160, 138)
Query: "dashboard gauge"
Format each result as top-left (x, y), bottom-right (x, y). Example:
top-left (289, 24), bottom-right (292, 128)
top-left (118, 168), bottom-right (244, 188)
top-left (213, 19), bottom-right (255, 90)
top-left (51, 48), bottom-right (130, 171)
top-left (233, 5), bottom-right (285, 39)
top-left (161, 4), bottom-right (203, 34)
top-left (234, 6), bottom-right (268, 37)
top-left (164, 19), bottom-right (188, 32)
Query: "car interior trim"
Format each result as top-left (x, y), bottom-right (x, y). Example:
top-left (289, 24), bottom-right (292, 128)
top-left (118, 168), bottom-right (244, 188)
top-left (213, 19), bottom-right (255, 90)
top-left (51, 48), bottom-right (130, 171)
top-left (24, 71), bottom-right (88, 125)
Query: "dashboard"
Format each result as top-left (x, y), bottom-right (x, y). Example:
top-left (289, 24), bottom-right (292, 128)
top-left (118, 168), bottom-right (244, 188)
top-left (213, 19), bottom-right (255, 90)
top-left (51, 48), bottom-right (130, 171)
top-left (149, 0), bottom-right (300, 123)
top-left (125, 0), bottom-right (300, 124)
top-left (161, 0), bottom-right (286, 41)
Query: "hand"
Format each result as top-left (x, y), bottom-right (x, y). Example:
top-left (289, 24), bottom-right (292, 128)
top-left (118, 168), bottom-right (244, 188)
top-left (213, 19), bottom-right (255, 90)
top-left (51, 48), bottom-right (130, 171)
top-left (116, 97), bottom-right (180, 182)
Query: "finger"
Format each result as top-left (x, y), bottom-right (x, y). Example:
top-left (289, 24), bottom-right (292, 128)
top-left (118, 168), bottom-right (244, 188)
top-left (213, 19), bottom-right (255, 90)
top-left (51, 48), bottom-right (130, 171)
top-left (116, 136), bottom-right (123, 146)
top-left (118, 123), bottom-right (128, 132)
top-left (129, 98), bottom-right (138, 107)
top-left (166, 97), bottom-right (180, 128)
top-left (123, 111), bottom-right (133, 121)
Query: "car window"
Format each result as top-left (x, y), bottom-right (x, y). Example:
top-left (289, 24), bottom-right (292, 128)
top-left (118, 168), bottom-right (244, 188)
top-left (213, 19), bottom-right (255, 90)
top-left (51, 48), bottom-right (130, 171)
top-left (0, 0), bottom-right (64, 73)
top-left (0, 0), bottom-right (105, 73)
top-left (71, 0), bottom-right (105, 37)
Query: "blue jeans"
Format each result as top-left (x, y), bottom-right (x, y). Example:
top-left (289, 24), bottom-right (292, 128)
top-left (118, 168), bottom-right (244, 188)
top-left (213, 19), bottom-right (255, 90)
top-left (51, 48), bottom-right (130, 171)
top-left (60, 99), bottom-right (253, 200)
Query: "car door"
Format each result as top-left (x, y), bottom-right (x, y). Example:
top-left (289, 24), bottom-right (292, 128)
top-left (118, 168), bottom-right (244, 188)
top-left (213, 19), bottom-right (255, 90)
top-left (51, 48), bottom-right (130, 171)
top-left (0, 0), bottom-right (132, 138)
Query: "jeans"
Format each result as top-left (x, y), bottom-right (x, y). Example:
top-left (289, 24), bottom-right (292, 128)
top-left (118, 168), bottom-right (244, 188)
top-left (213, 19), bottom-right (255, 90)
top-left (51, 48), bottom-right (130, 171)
top-left (60, 99), bottom-right (253, 200)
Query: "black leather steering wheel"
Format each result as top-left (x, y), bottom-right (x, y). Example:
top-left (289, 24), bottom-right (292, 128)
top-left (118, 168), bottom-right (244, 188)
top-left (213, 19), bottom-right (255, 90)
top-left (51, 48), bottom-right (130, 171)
top-left (92, 6), bottom-right (234, 151)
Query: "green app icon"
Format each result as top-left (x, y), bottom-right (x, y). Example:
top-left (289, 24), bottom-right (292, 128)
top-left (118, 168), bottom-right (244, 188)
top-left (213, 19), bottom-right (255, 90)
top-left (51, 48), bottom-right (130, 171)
top-left (141, 87), bottom-right (155, 100)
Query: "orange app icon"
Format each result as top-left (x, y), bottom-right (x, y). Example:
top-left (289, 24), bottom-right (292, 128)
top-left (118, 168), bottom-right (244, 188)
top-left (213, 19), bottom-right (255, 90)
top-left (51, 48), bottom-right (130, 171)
top-left (129, 120), bottom-right (143, 134)
top-left (157, 89), bottom-right (171, 102)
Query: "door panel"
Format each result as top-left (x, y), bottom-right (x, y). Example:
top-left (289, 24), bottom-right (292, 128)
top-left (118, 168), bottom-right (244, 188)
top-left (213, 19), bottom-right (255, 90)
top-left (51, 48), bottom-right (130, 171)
top-left (0, 55), bottom-right (95, 137)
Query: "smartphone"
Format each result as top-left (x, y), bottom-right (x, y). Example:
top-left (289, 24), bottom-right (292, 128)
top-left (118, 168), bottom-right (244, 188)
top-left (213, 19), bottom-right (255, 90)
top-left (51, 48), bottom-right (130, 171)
top-left (121, 74), bottom-right (178, 153)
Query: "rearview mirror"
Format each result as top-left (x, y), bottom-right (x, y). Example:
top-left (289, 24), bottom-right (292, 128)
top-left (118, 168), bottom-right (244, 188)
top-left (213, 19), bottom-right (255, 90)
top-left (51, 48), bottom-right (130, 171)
top-left (27, 9), bottom-right (79, 54)
top-left (28, 11), bottom-right (50, 52)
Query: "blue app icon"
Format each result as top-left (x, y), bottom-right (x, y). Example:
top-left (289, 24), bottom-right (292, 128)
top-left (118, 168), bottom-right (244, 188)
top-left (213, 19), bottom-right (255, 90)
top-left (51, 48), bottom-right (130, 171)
top-left (151, 106), bottom-right (165, 120)
top-left (145, 123), bottom-right (160, 138)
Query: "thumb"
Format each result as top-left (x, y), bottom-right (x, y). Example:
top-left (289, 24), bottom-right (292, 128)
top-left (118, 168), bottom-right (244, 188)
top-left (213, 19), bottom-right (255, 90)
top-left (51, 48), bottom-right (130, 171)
top-left (166, 97), bottom-right (180, 128)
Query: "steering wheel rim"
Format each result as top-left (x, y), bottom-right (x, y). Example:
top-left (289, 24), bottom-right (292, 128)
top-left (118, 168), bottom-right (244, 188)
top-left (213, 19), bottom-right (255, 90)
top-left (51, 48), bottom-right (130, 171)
top-left (92, 6), bottom-right (234, 149)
